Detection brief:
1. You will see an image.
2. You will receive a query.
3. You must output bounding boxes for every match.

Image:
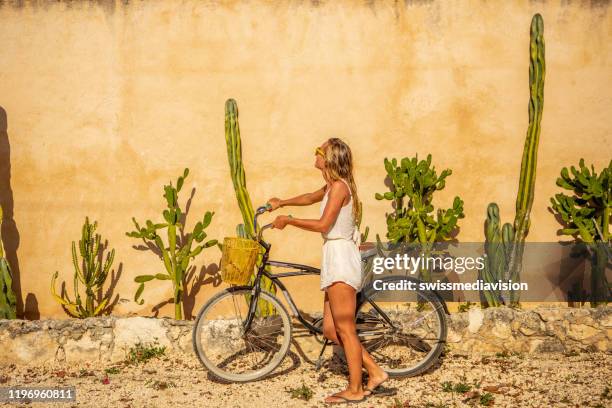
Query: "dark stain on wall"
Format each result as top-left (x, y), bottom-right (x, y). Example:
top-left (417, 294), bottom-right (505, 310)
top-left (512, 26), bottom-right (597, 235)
top-left (404, 0), bottom-right (434, 7)
top-left (1, 0), bottom-right (609, 12)
top-left (0, 0), bottom-right (118, 13)
top-left (588, 0), bottom-right (611, 7)
top-left (557, 0), bottom-right (610, 6)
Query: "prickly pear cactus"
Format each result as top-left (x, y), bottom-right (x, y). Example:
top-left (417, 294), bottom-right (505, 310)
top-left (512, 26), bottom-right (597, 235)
top-left (480, 13), bottom-right (545, 307)
top-left (550, 159), bottom-right (611, 305)
top-left (375, 154), bottom-right (464, 246)
top-left (0, 205), bottom-right (17, 319)
top-left (375, 154), bottom-right (464, 282)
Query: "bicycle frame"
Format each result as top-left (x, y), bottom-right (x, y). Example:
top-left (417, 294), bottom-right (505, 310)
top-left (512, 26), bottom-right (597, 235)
top-left (240, 205), bottom-right (449, 336)
top-left (211, 205), bottom-right (452, 378)
top-left (241, 205), bottom-right (359, 336)
top-left (240, 206), bottom-right (325, 334)
top-left (251, 259), bottom-right (323, 334)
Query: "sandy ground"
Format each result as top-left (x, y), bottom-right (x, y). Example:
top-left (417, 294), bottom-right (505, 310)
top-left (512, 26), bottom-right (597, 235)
top-left (0, 347), bottom-right (610, 408)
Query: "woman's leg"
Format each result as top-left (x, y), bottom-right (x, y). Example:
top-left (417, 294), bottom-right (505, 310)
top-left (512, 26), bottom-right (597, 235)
top-left (323, 282), bottom-right (364, 402)
top-left (322, 291), bottom-right (337, 342)
top-left (322, 285), bottom-right (389, 397)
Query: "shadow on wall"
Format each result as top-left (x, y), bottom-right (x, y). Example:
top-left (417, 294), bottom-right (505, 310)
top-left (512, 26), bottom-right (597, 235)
top-left (0, 106), bottom-right (39, 319)
top-left (182, 263), bottom-right (220, 320)
top-left (148, 263), bottom-right (221, 320)
top-left (179, 188), bottom-right (221, 319)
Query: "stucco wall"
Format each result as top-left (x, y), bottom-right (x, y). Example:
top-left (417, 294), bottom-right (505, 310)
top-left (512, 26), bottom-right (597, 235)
top-left (0, 0), bottom-right (610, 319)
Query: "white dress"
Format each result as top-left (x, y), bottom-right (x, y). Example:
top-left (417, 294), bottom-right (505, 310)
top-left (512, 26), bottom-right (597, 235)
top-left (319, 179), bottom-right (363, 292)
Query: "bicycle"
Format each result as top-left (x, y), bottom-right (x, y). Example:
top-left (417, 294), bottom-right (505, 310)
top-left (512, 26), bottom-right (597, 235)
top-left (192, 205), bottom-right (449, 382)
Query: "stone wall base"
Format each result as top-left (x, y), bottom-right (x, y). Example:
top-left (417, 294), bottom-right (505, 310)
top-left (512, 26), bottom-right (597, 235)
top-left (0, 306), bottom-right (609, 366)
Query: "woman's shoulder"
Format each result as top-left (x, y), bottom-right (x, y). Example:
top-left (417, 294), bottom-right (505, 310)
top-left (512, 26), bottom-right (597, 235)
top-left (329, 179), bottom-right (350, 196)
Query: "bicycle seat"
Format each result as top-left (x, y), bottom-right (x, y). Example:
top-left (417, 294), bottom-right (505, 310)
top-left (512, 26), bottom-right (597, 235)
top-left (359, 243), bottom-right (377, 260)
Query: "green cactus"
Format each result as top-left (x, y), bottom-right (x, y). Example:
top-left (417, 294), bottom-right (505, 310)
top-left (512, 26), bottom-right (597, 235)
top-left (375, 154), bottom-right (464, 282)
top-left (550, 159), bottom-right (611, 306)
top-left (480, 13), bottom-right (545, 307)
top-left (225, 99), bottom-right (277, 317)
top-left (480, 204), bottom-right (514, 306)
top-left (51, 217), bottom-right (115, 318)
top-left (356, 200), bottom-right (369, 243)
top-left (0, 205), bottom-right (17, 319)
top-left (127, 168), bottom-right (218, 319)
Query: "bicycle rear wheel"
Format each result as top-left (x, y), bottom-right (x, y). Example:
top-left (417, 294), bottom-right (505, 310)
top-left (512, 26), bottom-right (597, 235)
top-left (355, 282), bottom-right (447, 377)
top-left (192, 286), bottom-right (292, 382)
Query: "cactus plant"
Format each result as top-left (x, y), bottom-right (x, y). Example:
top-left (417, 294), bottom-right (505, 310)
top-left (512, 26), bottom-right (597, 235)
top-left (51, 217), bottom-right (115, 318)
top-left (480, 13), bottom-right (545, 307)
top-left (225, 99), bottom-right (277, 317)
top-left (126, 168), bottom-right (218, 319)
top-left (375, 154), bottom-right (464, 282)
top-left (480, 203), bottom-right (515, 307)
top-left (0, 205), bottom-right (17, 319)
top-left (356, 200), bottom-right (369, 244)
top-left (549, 159), bottom-right (611, 305)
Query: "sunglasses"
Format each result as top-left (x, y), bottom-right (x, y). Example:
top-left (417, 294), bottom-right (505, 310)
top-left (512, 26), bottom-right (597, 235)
top-left (315, 147), bottom-right (325, 158)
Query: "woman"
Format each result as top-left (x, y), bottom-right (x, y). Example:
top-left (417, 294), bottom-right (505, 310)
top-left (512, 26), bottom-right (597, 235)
top-left (267, 138), bottom-right (390, 404)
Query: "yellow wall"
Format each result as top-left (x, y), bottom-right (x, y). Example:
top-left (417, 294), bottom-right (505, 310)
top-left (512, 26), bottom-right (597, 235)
top-left (0, 0), bottom-right (610, 318)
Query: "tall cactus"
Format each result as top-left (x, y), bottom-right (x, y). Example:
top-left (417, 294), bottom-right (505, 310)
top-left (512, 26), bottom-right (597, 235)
top-left (225, 99), bottom-right (276, 316)
top-left (225, 100), bottom-right (256, 238)
top-left (480, 13), bottom-right (545, 307)
top-left (51, 217), bottom-right (115, 318)
top-left (0, 205), bottom-right (17, 319)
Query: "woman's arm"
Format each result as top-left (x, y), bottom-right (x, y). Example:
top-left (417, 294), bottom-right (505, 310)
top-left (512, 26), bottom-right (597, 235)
top-left (272, 181), bottom-right (348, 233)
top-left (268, 185), bottom-right (326, 210)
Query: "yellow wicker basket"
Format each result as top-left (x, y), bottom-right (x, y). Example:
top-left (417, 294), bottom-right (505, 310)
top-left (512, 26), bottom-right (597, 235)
top-left (219, 237), bottom-right (261, 285)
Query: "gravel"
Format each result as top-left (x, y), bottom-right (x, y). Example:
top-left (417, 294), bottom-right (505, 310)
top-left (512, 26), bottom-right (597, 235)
top-left (0, 349), bottom-right (610, 407)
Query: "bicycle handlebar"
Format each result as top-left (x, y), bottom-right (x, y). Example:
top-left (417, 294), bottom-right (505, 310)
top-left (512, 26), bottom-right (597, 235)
top-left (254, 204), bottom-right (273, 241)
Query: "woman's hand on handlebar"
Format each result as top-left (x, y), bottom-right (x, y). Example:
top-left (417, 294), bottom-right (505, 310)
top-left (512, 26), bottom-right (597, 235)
top-left (271, 215), bottom-right (291, 230)
top-left (266, 197), bottom-right (282, 211)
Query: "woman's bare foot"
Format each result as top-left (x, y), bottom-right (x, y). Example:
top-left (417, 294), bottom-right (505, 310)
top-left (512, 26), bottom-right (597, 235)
top-left (324, 389), bottom-right (366, 404)
top-left (363, 368), bottom-right (389, 396)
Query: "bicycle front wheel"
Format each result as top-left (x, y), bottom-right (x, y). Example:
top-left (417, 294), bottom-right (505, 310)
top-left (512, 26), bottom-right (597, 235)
top-left (355, 282), bottom-right (447, 377)
top-left (192, 286), bottom-right (292, 382)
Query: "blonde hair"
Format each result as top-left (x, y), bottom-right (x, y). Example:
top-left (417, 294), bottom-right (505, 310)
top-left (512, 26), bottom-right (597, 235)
top-left (321, 138), bottom-right (360, 222)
